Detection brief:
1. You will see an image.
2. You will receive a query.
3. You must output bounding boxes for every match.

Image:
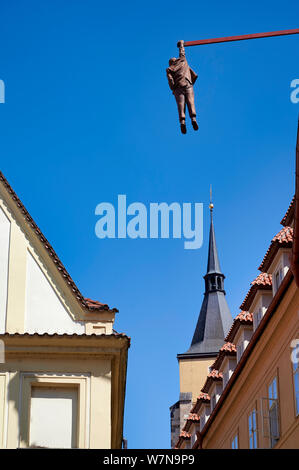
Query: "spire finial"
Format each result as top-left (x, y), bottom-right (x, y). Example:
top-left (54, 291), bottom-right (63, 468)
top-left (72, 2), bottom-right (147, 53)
top-left (209, 184), bottom-right (214, 211)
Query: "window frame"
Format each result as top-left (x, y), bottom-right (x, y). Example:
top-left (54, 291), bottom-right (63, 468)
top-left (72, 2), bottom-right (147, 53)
top-left (248, 408), bottom-right (258, 449)
top-left (292, 340), bottom-right (299, 417)
top-left (231, 432), bottom-right (238, 449)
top-left (19, 372), bottom-right (90, 448)
top-left (267, 375), bottom-right (280, 448)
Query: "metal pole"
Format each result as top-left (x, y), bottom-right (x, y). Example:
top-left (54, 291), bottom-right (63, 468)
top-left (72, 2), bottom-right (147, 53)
top-left (184, 28), bottom-right (299, 47)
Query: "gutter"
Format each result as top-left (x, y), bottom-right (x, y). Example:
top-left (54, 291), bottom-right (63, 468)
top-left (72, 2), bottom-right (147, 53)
top-left (292, 117), bottom-right (299, 286)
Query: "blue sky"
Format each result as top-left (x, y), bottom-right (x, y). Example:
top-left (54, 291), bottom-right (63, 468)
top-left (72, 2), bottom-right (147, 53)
top-left (0, 0), bottom-right (298, 448)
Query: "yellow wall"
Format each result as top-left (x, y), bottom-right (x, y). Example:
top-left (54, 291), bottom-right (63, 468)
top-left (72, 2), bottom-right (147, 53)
top-left (201, 279), bottom-right (299, 449)
top-left (179, 357), bottom-right (215, 403)
top-left (0, 334), bottom-right (128, 449)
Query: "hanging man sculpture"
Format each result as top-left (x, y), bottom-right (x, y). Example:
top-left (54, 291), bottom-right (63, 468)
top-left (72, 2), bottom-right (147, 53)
top-left (166, 40), bottom-right (198, 134)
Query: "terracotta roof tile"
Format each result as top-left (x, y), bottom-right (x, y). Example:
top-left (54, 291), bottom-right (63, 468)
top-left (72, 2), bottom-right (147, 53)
top-left (280, 197), bottom-right (295, 226)
top-left (190, 392), bottom-right (210, 414)
top-left (235, 311), bottom-right (253, 322)
top-left (252, 272), bottom-right (272, 286)
top-left (188, 413), bottom-right (200, 422)
top-left (240, 273), bottom-right (272, 310)
top-left (207, 369), bottom-right (223, 379)
top-left (211, 342), bottom-right (237, 371)
top-left (197, 392), bottom-right (210, 401)
top-left (259, 227), bottom-right (293, 272)
top-left (225, 311), bottom-right (253, 343)
top-left (220, 342), bottom-right (237, 353)
top-left (84, 298), bottom-right (109, 309)
top-left (180, 431), bottom-right (191, 439)
top-left (201, 369), bottom-right (223, 393)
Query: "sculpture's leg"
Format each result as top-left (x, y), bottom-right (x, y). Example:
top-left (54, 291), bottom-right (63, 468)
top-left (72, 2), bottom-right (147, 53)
top-left (174, 89), bottom-right (187, 134)
top-left (185, 87), bottom-right (198, 130)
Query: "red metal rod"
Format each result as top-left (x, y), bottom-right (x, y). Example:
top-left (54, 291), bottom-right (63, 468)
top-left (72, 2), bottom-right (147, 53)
top-left (184, 28), bottom-right (299, 47)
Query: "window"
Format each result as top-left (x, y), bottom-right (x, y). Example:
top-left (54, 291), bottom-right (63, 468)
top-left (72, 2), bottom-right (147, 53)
top-left (268, 377), bottom-right (280, 447)
top-left (223, 370), bottom-right (229, 388)
top-left (248, 409), bottom-right (258, 449)
top-left (200, 411), bottom-right (205, 431)
top-left (274, 268), bottom-right (283, 292)
top-left (211, 394), bottom-right (216, 411)
top-left (254, 308), bottom-right (262, 330)
top-left (231, 433), bottom-right (238, 449)
top-left (293, 344), bottom-right (299, 416)
top-left (191, 431), bottom-right (197, 447)
top-left (237, 342), bottom-right (244, 362)
top-left (29, 386), bottom-right (78, 448)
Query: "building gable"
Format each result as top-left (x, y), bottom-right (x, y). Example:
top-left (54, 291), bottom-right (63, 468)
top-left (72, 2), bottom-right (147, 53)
top-left (25, 251), bottom-right (84, 334)
top-left (0, 172), bottom-right (115, 335)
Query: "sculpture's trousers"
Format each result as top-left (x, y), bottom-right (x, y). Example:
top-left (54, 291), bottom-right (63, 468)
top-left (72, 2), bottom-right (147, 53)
top-left (173, 86), bottom-right (196, 123)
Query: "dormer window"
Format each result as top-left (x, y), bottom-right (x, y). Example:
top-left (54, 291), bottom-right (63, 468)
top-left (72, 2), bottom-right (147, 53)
top-left (271, 252), bottom-right (290, 295)
top-left (220, 354), bottom-right (237, 390)
top-left (252, 294), bottom-right (272, 331)
top-left (257, 226), bottom-right (292, 298)
top-left (235, 327), bottom-right (253, 363)
top-left (254, 307), bottom-right (262, 329)
top-left (274, 267), bottom-right (283, 292)
top-left (199, 409), bottom-right (206, 431)
top-left (237, 342), bottom-right (244, 362)
top-left (210, 394), bottom-right (216, 411)
top-left (265, 249), bottom-right (291, 296)
top-left (191, 431), bottom-right (197, 448)
top-left (223, 370), bottom-right (229, 388)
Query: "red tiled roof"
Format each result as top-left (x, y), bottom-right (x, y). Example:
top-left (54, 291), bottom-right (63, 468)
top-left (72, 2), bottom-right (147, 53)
top-left (280, 197), bottom-right (295, 226)
top-left (220, 342), bottom-right (237, 353)
top-left (252, 272), bottom-right (272, 286)
top-left (188, 413), bottom-right (200, 422)
top-left (182, 413), bottom-right (200, 433)
top-left (84, 298), bottom-right (109, 309)
top-left (225, 311), bottom-right (253, 343)
top-left (240, 273), bottom-right (272, 311)
top-left (0, 172), bottom-right (118, 314)
top-left (201, 369), bottom-right (223, 393)
top-left (180, 431), bottom-right (191, 439)
top-left (259, 227), bottom-right (293, 272)
top-left (235, 311), bottom-right (253, 322)
top-left (211, 342), bottom-right (237, 371)
top-left (208, 369), bottom-right (223, 379)
top-left (0, 331), bottom-right (130, 341)
top-left (197, 392), bottom-right (210, 401)
top-left (190, 392), bottom-right (210, 414)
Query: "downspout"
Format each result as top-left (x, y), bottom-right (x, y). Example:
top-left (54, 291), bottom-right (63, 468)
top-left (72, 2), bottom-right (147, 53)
top-left (292, 117), bottom-right (299, 286)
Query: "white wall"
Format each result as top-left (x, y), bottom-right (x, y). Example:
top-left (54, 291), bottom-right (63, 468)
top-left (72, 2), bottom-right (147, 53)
top-left (0, 207), bottom-right (10, 333)
top-left (25, 252), bottom-right (84, 334)
top-left (29, 387), bottom-right (78, 448)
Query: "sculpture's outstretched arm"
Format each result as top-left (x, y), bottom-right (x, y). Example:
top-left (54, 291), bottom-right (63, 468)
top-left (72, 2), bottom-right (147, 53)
top-left (177, 40), bottom-right (185, 58)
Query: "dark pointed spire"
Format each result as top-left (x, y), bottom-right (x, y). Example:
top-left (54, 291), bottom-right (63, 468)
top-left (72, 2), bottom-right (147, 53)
top-left (178, 200), bottom-right (232, 359)
top-left (206, 208), bottom-right (222, 275)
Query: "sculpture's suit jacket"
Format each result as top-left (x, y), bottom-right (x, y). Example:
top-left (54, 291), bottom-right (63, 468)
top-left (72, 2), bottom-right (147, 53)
top-left (166, 43), bottom-right (198, 91)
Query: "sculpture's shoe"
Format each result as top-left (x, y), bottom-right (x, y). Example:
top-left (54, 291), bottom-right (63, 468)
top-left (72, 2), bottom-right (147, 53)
top-left (180, 123), bottom-right (187, 134)
top-left (192, 120), bottom-right (199, 131)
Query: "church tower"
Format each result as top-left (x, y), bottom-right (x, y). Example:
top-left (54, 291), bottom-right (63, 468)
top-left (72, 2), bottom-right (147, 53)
top-left (170, 203), bottom-right (232, 448)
